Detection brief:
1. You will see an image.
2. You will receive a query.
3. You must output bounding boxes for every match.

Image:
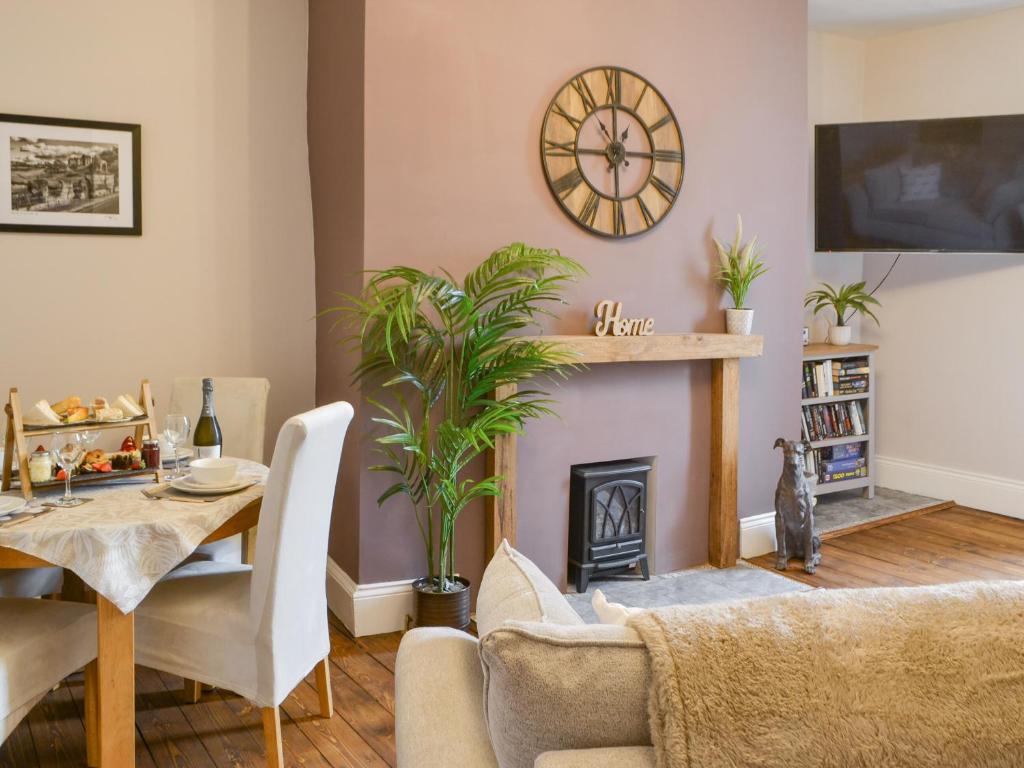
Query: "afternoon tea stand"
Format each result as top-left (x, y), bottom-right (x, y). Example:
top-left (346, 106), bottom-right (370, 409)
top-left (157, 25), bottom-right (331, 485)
top-left (2, 379), bottom-right (161, 500)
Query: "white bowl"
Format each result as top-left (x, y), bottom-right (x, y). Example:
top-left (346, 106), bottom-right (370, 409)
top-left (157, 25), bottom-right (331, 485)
top-left (188, 457), bottom-right (238, 486)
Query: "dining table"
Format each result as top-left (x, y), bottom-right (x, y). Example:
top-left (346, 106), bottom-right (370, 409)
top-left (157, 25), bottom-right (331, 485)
top-left (0, 458), bottom-right (268, 768)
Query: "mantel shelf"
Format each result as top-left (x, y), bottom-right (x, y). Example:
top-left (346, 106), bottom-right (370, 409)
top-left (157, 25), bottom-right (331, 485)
top-left (518, 333), bottom-right (764, 365)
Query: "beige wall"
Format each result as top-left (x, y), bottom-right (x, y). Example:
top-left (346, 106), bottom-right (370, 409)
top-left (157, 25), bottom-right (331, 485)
top-left (810, 7), bottom-right (1024, 513)
top-left (0, 0), bottom-right (316, 460)
top-left (315, 0), bottom-right (810, 587)
top-left (807, 32), bottom-right (866, 342)
top-left (860, 8), bottom-right (1024, 500)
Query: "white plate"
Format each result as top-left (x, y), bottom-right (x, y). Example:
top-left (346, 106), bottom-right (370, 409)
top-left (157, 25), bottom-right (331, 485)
top-left (168, 476), bottom-right (255, 495)
top-left (0, 497), bottom-right (27, 516)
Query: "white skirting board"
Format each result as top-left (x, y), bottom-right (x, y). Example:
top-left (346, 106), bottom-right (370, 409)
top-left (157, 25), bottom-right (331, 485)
top-left (326, 558), bottom-right (414, 637)
top-left (876, 455), bottom-right (1024, 520)
top-left (739, 511), bottom-right (778, 559)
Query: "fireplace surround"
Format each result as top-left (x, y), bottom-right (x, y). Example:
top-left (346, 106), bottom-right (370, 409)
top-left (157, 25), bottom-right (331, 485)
top-left (569, 459), bottom-right (652, 593)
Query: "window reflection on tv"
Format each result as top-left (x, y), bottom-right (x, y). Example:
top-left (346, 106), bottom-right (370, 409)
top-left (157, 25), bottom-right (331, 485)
top-left (815, 115), bottom-right (1024, 253)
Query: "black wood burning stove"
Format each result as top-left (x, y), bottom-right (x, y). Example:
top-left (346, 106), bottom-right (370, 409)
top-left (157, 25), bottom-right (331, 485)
top-left (568, 460), bottom-right (651, 593)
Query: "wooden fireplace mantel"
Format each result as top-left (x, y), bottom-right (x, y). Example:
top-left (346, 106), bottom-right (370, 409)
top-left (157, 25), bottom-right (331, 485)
top-left (484, 332), bottom-right (764, 569)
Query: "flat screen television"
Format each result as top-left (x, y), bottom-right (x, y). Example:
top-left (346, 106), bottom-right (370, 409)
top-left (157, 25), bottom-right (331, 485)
top-left (815, 114), bottom-right (1024, 253)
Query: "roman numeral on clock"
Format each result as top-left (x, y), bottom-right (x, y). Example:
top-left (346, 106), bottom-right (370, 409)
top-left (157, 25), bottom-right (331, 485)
top-left (650, 175), bottom-right (677, 203)
top-left (570, 76), bottom-right (597, 113)
top-left (604, 68), bottom-right (621, 104)
top-left (653, 149), bottom-right (683, 163)
top-left (613, 200), bottom-right (626, 236)
top-left (552, 102), bottom-right (581, 130)
top-left (543, 139), bottom-right (575, 157)
top-left (633, 83), bottom-right (649, 112)
top-left (579, 190), bottom-right (599, 227)
top-left (649, 114), bottom-right (673, 132)
top-left (637, 196), bottom-right (656, 228)
top-left (552, 167), bottom-right (583, 198)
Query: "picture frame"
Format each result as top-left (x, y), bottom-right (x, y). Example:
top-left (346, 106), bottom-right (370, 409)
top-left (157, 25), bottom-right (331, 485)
top-left (0, 113), bottom-right (141, 236)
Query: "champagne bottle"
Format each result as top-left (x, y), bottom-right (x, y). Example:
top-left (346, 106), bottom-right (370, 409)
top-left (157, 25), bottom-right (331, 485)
top-left (193, 378), bottom-right (223, 459)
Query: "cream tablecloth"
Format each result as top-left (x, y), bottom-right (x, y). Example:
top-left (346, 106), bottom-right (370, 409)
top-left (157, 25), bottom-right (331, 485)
top-left (0, 459), bottom-right (267, 613)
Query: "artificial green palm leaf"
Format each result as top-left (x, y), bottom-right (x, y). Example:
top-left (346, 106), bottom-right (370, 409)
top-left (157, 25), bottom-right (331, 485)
top-left (321, 243), bottom-right (584, 592)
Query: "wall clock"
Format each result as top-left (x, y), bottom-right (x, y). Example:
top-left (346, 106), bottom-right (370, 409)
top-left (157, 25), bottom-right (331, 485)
top-left (540, 66), bottom-right (684, 239)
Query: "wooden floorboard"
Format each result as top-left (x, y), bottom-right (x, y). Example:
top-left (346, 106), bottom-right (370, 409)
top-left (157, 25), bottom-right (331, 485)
top-left (0, 623), bottom-right (402, 768)
top-left (749, 504), bottom-right (1024, 589)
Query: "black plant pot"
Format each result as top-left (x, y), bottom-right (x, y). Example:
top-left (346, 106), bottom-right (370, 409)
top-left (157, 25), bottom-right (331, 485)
top-left (412, 576), bottom-right (471, 631)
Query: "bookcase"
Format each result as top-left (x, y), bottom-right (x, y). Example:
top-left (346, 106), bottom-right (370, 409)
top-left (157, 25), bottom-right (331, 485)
top-left (801, 343), bottom-right (877, 499)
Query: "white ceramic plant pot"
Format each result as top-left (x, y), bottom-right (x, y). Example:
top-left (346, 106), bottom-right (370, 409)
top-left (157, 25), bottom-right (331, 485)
top-left (829, 325), bottom-right (852, 345)
top-left (725, 308), bottom-right (754, 335)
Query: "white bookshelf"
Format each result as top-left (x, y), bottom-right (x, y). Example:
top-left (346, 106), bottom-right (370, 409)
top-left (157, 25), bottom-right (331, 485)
top-left (802, 343), bottom-right (877, 499)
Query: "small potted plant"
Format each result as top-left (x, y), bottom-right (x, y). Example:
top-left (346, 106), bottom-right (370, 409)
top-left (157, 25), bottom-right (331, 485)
top-left (712, 214), bottom-right (768, 335)
top-left (804, 281), bottom-right (881, 345)
top-left (324, 243), bottom-right (584, 631)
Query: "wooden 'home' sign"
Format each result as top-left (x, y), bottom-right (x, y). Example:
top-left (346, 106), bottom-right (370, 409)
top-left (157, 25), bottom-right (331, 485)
top-left (593, 300), bottom-right (654, 337)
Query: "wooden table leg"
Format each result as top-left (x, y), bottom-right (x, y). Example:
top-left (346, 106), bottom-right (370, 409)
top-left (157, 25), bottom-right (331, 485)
top-left (709, 358), bottom-right (740, 568)
top-left (84, 660), bottom-right (99, 767)
top-left (485, 382), bottom-right (518, 562)
top-left (241, 527), bottom-right (257, 565)
top-left (97, 595), bottom-right (135, 767)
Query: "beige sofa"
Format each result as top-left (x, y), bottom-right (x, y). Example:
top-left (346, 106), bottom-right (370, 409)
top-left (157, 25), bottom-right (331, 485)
top-left (396, 543), bottom-right (1024, 767)
top-left (396, 541), bottom-right (655, 767)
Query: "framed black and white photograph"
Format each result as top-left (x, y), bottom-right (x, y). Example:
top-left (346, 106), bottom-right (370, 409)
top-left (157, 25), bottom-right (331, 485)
top-left (0, 114), bottom-right (141, 235)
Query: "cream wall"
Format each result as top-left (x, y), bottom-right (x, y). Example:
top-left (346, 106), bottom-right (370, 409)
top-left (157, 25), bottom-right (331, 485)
top-left (811, 7), bottom-right (1024, 514)
top-left (0, 0), bottom-right (316, 460)
top-left (860, 8), bottom-right (1024, 511)
top-left (807, 31), bottom-right (866, 342)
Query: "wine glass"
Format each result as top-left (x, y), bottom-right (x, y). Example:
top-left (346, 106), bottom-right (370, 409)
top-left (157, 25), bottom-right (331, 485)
top-left (162, 413), bottom-right (190, 480)
top-left (80, 429), bottom-right (100, 452)
top-left (50, 432), bottom-right (85, 507)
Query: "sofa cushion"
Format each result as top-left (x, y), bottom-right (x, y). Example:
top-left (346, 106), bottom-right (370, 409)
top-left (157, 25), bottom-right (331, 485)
top-left (534, 747), bottom-right (657, 768)
top-left (476, 539), bottom-right (583, 637)
top-left (480, 621), bottom-right (651, 768)
top-left (899, 163), bottom-right (942, 202)
top-left (863, 155), bottom-right (908, 208)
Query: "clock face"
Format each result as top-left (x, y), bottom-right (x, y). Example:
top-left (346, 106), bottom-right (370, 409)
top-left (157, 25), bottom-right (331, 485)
top-left (540, 66), bottom-right (684, 238)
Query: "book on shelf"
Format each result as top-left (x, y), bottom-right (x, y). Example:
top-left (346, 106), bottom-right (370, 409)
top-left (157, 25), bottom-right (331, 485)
top-left (804, 442), bottom-right (867, 484)
top-left (821, 466), bottom-right (868, 484)
top-left (801, 356), bottom-right (870, 399)
top-left (801, 400), bottom-right (867, 441)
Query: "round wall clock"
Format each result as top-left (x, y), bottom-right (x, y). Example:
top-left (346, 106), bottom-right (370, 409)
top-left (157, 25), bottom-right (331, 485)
top-left (540, 66), bottom-right (684, 239)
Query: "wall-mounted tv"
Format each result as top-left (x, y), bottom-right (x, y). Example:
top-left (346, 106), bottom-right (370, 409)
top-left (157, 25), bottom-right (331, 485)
top-left (816, 114), bottom-right (1024, 253)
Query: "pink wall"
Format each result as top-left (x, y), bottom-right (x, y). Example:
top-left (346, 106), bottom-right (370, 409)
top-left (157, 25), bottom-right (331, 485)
top-left (312, 0), bottom-right (808, 587)
top-left (308, 0), bottom-right (365, 578)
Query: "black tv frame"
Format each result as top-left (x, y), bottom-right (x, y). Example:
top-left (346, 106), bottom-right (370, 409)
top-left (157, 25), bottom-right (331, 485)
top-left (814, 114), bottom-right (1024, 254)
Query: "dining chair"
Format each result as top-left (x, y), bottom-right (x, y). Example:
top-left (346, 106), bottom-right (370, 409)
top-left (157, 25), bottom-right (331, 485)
top-left (168, 376), bottom-right (270, 563)
top-left (1, 598), bottom-right (97, 752)
top-left (0, 566), bottom-right (63, 598)
top-left (134, 401), bottom-right (354, 768)
top-left (1, 445), bottom-right (65, 598)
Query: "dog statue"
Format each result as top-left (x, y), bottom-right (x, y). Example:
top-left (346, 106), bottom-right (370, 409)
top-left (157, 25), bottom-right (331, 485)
top-left (773, 438), bottom-right (821, 574)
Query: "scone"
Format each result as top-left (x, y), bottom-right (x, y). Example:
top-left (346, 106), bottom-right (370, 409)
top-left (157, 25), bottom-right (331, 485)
top-left (65, 406), bottom-right (89, 423)
top-left (52, 396), bottom-right (82, 416)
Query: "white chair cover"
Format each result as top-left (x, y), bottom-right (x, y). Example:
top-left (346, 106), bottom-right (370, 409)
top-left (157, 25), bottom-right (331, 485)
top-left (169, 376), bottom-right (270, 563)
top-left (134, 401), bottom-right (354, 708)
top-left (0, 598), bottom-right (96, 743)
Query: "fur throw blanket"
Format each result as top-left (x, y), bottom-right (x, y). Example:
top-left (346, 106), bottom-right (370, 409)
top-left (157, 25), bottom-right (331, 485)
top-left (628, 580), bottom-right (1024, 768)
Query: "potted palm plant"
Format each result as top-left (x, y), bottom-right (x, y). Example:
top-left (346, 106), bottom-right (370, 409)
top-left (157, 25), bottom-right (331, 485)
top-left (712, 214), bottom-right (769, 335)
top-left (325, 243), bottom-right (585, 630)
top-left (804, 281), bottom-right (881, 345)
